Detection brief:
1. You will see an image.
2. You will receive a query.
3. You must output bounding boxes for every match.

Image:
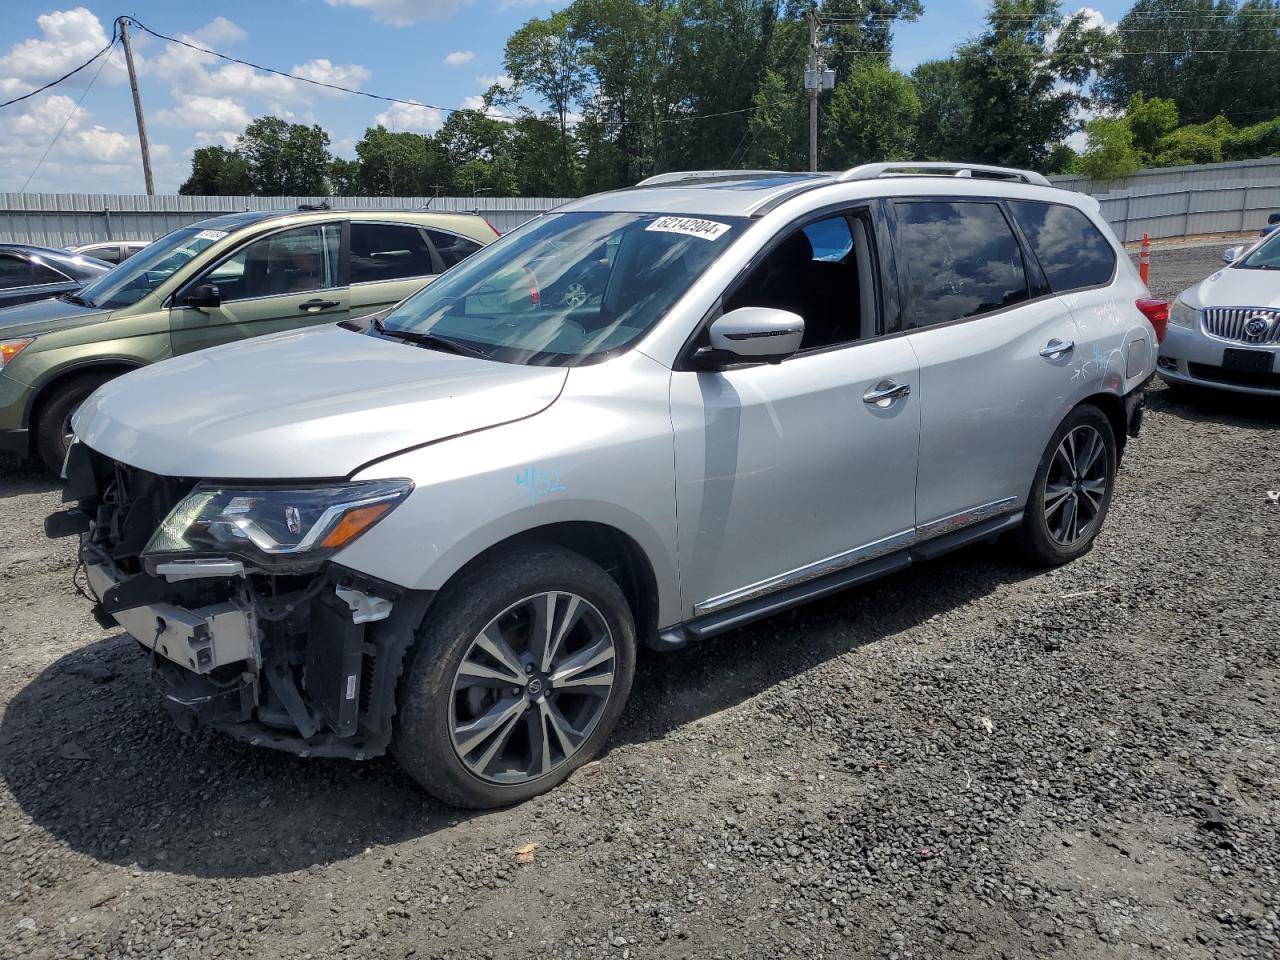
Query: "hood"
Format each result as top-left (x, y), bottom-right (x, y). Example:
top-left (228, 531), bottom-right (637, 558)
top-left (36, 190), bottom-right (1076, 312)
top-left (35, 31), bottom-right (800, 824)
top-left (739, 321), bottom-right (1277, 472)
top-left (1184, 267), bottom-right (1280, 310)
top-left (75, 325), bottom-right (568, 479)
top-left (0, 296), bottom-right (111, 337)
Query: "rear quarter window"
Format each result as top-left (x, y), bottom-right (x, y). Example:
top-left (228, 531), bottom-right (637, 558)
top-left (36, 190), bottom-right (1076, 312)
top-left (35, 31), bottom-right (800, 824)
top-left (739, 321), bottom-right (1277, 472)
top-left (1009, 200), bottom-right (1116, 292)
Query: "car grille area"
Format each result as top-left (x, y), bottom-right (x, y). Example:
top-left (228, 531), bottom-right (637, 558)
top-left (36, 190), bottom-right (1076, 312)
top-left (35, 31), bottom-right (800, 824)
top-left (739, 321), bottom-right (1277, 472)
top-left (1202, 307), bottom-right (1280, 345)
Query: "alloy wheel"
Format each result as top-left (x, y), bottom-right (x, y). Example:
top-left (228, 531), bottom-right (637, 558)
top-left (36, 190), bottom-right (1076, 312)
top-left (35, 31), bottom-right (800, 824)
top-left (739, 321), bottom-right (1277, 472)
top-left (1043, 424), bottom-right (1109, 545)
top-left (560, 282), bottom-right (588, 308)
top-left (449, 591), bottom-right (616, 785)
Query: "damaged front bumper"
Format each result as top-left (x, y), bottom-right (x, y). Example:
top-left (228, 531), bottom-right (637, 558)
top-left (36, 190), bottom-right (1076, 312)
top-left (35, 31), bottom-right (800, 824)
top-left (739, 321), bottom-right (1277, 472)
top-left (51, 444), bottom-right (432, 759)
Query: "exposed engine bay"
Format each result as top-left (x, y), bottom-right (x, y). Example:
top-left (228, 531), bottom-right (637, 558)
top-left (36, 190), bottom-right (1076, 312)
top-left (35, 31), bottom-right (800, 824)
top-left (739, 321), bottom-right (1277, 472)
top-left (46, 442), bottom-right (432, 758)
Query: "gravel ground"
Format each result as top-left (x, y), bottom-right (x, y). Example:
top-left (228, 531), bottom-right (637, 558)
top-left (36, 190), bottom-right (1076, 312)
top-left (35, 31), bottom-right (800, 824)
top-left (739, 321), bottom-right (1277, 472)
top-left (1, 243), bottom-right (1277, 959)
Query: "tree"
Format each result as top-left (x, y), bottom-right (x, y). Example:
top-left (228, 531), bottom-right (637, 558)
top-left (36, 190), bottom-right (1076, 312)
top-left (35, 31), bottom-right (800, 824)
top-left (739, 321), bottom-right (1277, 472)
top-left (1152, 115), bottom-right (1233, 166)
top-left (743, 67), bottom-right (807, 169)
top-left (437, 109), bottom-right (519, 195)
top-left (1077, 117), bottom-right (1141, 180)
top-left (911, 59), bottom-right (971, 161)
top-left (353, 127), bottom-right (450, 196)
top-left (1125, 92), bottom-right (1179, 159)
top-left (823, 62), bottom-right (919, 166)
top-left (1098, 0), bottom-right (1280, 126)
top-left (328, 157), bottom-right (362, 195)
top-left (236, 117), bottom-right (333, 196)
top-left (953, 0), bottom-right (1115, 170)
top-left (178, 146), bottom-right (253, 195)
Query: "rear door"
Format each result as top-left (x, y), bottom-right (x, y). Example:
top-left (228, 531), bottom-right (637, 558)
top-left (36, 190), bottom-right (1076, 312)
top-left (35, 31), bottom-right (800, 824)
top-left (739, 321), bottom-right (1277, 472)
top-left (169, 222), bottom-right (348, 355)
top-left (348, 221), bottom-right (441, 317)
top-left (892, 198), bottom-right (1080, 531)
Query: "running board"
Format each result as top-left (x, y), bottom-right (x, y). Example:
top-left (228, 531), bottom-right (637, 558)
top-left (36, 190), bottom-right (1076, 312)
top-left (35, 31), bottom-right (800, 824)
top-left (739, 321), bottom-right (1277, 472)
top-left (652, 511), bottom-right (1022, 650)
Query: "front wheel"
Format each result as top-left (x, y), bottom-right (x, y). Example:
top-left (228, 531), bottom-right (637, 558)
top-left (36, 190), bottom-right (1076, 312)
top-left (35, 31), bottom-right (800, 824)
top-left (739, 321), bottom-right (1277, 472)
top-left (1015, 405), bottom-right (1116, 566)
top-left (34, 372), bottom-right (115, 474)
top-left (393, 544), bottom-right (636, 808)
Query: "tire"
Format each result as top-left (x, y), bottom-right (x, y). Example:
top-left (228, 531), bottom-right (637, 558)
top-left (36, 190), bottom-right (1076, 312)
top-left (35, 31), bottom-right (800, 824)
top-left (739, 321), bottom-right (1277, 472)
top-left (393, 544), bottom-right (636, 808)
top-left (34, 372), bottom-right (115, 474)
top-left (1015, 404), bottom-right (1117, 567)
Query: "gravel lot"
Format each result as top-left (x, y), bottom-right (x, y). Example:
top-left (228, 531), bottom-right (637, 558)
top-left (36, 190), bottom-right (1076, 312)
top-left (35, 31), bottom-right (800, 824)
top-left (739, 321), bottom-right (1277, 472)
top-left (1, 243), bottom-right (1277, 959)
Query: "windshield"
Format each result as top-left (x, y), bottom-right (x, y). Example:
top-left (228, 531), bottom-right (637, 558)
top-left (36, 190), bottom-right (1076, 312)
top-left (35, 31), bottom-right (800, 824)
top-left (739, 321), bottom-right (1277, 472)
top-left (1237, 230), bottom-right (1280, 270)
top-left (76, 224), bottom-right (235, 308)
top-left (379, 211), bottom-right (749, 365)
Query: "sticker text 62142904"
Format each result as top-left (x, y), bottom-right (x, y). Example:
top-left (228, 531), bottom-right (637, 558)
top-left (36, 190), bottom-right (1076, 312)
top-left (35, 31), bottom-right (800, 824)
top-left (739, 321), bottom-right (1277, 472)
top-left (644, 216), bottom-right (731, 241)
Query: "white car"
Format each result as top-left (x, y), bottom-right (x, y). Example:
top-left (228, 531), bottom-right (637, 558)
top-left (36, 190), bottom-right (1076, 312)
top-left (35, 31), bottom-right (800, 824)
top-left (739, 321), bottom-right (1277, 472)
top-left (1159, 233), bottom-right (1280, 395)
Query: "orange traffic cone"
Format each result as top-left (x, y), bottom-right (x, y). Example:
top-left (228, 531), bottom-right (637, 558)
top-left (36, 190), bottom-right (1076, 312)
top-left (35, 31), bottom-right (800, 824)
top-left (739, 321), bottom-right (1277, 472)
top-left (1139, 232), bottom-right (1151, 285)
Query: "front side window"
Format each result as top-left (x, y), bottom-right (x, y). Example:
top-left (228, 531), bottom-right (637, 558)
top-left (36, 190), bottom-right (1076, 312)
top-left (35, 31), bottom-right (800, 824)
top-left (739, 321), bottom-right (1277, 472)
top-left (1009, 200), bottom-right (1115, 292)
top-left (77, 225), bottom-right (239, 309)
top-left (351, 223), bottom-right (434, 283)
top-left (895, 201), bottom-right (1029, 330)
top-left (1236, 229), bottom-right (1280, 270)
top-left (380, 211), bottom-right (748, 366)
top-left (724, 213), bottom-right (876, 351)
top-left (206, 224), bottom-right (341, 303)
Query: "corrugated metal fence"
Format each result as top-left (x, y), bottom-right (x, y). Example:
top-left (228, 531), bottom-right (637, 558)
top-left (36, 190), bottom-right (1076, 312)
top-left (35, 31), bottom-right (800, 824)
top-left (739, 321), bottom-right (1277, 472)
top-left (1048, 157), bottom-right (1280, 242)
top-left (0, 194), bottom-right (571, 248)
top-left (3, 160), bottom-right (1280, 246)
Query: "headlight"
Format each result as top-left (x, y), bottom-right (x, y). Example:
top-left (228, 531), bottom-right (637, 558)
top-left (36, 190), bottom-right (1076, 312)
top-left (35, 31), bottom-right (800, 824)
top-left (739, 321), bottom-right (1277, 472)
top-left (0, 338), bottom-right (34, 370)
top-left (143, 479), bottom-right (413, 573)
top-left (1170, 298), bottom-right (1198, 329)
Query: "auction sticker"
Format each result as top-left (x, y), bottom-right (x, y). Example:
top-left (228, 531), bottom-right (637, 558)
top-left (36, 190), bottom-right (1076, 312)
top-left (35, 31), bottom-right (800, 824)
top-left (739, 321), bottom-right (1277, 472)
top-left (645, 216), bottom-right (730, 241)
top-left (193, 229), bottom-right (228, 242)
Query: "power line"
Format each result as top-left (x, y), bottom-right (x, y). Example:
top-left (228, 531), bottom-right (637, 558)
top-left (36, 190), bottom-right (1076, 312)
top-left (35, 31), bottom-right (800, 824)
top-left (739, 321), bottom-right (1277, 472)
top-left (20, 38), bottom-right (119, 191)
top-left (0, 27), bottom-right (119, 109)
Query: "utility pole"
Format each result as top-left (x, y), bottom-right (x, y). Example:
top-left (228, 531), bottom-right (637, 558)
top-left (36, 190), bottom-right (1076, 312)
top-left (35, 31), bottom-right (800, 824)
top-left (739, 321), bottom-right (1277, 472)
top-left (808, 11), bottom-right (819, 173)
top-left (117, 17), bottom-right (155, 195)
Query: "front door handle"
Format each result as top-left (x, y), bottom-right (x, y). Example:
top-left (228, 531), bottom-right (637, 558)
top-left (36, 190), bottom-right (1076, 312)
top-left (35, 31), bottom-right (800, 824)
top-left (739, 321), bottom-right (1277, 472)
top-left (862, 379), bottom-right (911, 406)
top-left (299, 298), bottom-right (340, 313)
top-left (1039, 338), bottom-right (1075, 359)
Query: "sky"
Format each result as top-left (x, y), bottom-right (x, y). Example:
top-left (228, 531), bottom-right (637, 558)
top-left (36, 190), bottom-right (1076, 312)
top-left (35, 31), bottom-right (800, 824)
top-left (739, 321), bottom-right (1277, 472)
top-left (0, 0), bottom-right (1132, 195)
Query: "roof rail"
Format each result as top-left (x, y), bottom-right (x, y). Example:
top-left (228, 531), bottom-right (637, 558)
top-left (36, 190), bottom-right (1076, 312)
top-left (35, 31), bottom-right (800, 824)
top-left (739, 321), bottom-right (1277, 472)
top-left (635, 169), bottom-right (792, 187)
top-left (837, 162), bottom-right (1051, 187)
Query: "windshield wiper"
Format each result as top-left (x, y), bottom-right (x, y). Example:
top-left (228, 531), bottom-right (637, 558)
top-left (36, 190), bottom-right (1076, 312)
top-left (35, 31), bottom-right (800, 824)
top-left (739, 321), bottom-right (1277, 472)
top-left (58, 291), bottom-right (93, 307)
top-left (373, 318), bottom-right (490, 360)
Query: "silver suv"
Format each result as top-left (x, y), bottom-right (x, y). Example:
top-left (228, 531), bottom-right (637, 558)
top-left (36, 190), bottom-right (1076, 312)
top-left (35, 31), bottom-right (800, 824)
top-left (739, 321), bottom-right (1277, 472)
top-left (49, 163), bottom-right (1161, 808)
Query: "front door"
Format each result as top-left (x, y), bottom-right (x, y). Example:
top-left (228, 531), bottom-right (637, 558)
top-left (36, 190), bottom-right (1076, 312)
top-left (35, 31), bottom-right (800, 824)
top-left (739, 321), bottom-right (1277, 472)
top-left (169, 223), bottom-right (348, 355)
top-left (890, 198), bottom-right (1081, 530)
top-left (670, 212), bottom-right (920, 619)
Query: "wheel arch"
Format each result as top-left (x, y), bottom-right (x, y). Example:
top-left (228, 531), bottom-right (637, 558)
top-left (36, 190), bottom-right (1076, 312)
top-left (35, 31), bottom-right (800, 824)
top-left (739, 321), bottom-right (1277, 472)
top-left (1076, 390), bottom-right (1128, 460)
top-left (431, 521), bottom-right (662, 650)
top-left (24, 358), bottom-right (144, 451)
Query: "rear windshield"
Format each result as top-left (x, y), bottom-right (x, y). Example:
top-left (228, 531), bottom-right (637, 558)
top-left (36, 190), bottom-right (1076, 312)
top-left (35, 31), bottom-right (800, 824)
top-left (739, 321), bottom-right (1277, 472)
top-left (379, 211), bottom-right (749, 366)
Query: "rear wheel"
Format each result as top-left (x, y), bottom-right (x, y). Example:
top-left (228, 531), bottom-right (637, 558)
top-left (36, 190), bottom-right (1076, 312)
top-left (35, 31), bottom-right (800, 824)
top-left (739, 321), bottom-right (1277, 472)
top-left (34, 372), bottom-right (115, 474)
top-left (1016, 405), bottom-right (1116, 566)
top-left (393, 544), bottom-right (636, 808)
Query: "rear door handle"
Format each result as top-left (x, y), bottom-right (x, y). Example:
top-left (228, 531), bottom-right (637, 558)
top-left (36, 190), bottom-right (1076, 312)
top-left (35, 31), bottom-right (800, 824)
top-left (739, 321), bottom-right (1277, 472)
top-left (862, 379), bottom-right (911, 406)
top-left (299, 298), bottom-right (340, 313)
top-left (1039, 338), bottom-right (1075, 359)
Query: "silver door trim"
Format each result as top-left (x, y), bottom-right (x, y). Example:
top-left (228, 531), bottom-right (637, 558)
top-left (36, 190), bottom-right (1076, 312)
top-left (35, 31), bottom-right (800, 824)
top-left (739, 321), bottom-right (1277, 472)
top-left (693, 528), bottom-right (917, 617)
top-left (691, 495), bottom-right (1021, 618)
top-left (915, 496), bottom-right (1020, 539)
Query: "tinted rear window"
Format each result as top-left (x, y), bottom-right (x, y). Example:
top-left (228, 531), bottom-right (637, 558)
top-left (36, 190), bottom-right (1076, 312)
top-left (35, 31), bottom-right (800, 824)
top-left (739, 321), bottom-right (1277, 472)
top-left (895, 200), bottom-right (1029, 329)
top-left (1009, 200), bottom-right (1116, 292)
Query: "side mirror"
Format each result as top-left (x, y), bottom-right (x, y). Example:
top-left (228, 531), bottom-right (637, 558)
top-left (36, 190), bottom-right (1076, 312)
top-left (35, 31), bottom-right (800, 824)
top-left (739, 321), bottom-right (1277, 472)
top-left (182, 283), bottom-right (221, 309)
top-left (1268, 212), bottom-right (1280, 225)
top-left (1222, 246), bottom-right (1245, 264)
top-left (696, 306), bottom-right (804, 368)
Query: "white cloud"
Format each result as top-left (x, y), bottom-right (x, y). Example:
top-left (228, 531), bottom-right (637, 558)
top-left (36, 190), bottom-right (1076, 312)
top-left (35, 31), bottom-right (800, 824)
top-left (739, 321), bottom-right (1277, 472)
top-left (292, 58), bottom-right (372, 90)
top-left (191, 16), bottom-right (247, 47)
top-left (444, 50), bottom-right (475, 67)
top-left (374, 100), bottom-right (445, 133)
top-left (460, 95), bottom-right (511, 121)
top-left (324, 0), bottom-right (465, 26)
top-left (0, 7), bottom-right (126, 87)
top-left (156, 95), bottom-right (251, 130)
top-left (1046, 7), bottom-right (1117, 52)
top-left (477, 73), bottom-right (513, 91)
top-left (194, 130), bottom-right (241, 149)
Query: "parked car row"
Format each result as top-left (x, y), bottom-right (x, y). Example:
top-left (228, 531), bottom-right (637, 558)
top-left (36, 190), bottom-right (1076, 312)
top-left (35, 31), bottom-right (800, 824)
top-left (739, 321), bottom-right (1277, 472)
top-left (0, 208), bottom-right (497, 470)
top-left (40, 164), bottom-right (1167, 808)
